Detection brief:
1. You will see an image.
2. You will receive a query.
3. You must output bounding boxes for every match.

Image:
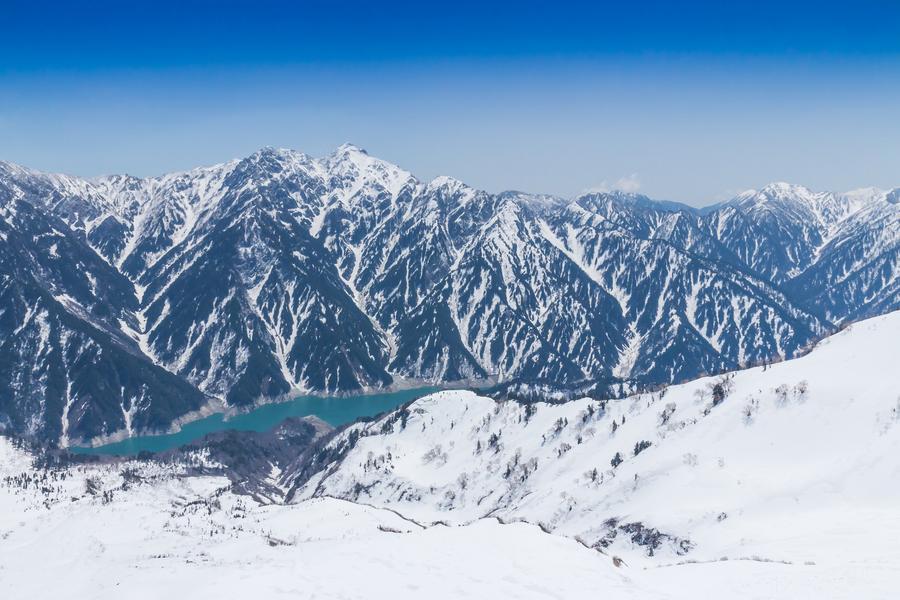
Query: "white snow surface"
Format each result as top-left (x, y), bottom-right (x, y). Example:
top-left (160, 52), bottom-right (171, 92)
top-left (3, 311), bottom-right (899, 598)
top-left (0, 441), bottom-right (647, 599)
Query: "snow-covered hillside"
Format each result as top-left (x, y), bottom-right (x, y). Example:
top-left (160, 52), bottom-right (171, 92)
top-left (0, 439), bottom-right (637, 599)
top-left (288, 310), bottom-right (900, 572)
top-left (3, 312), bottom-right (900, 598)
top-left (1, 149), bottom-right (898, 445)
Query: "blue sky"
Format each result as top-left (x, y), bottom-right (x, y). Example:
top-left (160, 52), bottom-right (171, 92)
top-left (1, 0), bottom-right (899, 204)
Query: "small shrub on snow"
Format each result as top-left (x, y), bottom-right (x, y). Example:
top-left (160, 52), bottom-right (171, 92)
top-left (522, 403), bottom-right (537, 423)
top-left (487, 431), bottom-right (502, 453)
top-left (422, 445), bottom-right (448, 466)
top-left (507, 457), bottom-right (539, 483)
top-left (633, 440), bottom-right (652, 456)
top-left (711, 382), bottom-right (727, 407)
top-left (700, 376), bottom-right (735, 415)
top-left (610, 452), bottom-right (623, 468)
top-left (742, 397), bottom-right (760, 425)
top-left (775, 384), bottom-right (790, 407)
top-left (793, 380), bottom-right (809, 403)
top-left (877, 396), bottom-right (900, 434)
top-left (693, 388), bottom-right (709, 405)
top-left (658, 402), bottom-right (677, 426)
top-left (582, 404), bottom-right (593, 422)
top-left (551, 417), bottom-right (568, 436)
top-left (595, 519), bottom-right (694, 557)
top-left (84, 476), bottom-right (101, 496)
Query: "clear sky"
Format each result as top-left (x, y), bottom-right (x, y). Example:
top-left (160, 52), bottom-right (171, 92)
top-left (1, 0), bottom-right (899, 205)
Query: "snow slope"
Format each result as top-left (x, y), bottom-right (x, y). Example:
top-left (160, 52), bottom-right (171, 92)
top-left (0, 438), bottom-right (650, 599)
top-left (289, 309), bottom-right (900, 574)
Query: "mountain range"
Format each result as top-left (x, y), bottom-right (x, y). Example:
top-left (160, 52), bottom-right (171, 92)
top-left (1, 145), bottom-right (897, 445)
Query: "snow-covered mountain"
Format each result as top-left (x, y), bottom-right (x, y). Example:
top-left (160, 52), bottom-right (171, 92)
top-left (1, 149), bottom-right (898, 445)
top-left (285, 309), bottom-right (900, 569)
top-left (2, 310), bottom-right (899, 599)
top-left (705, 183), bottom-right (899, 322)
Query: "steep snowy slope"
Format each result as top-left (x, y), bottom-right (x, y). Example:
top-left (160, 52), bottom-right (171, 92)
top-left (541, 192), bottom-right (828, 383)
top-left (0, 196), bottom-right (210, 443)
top-left (391, 198), bottom-right (631, 382)
top-left (705, 183), bottom-right (900, 322)
top-left (702, 182), bottom-right (871, 282)
top-left (288, 310), bottom-right (900, 570)
top-left (136, 149), bottom-right (392, 402)
top-left (785, 189), bottom-right (900, 322)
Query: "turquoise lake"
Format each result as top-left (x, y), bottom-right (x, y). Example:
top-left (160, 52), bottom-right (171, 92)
top-left (70, 387), bottom-right (441, 456)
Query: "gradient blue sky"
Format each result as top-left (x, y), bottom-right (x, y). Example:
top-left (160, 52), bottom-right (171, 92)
top-left (2, 0), bottom-right (899, 204)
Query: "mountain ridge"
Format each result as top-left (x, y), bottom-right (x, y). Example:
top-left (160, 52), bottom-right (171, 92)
top-left (1, 147), bottom-right (897, 445)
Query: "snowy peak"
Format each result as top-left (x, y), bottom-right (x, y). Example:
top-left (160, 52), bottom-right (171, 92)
top-left (841, 185), bottom-right (900, 207)
top-left (728, 181), bottom-right (884, 228)
top-left (730, 182), bottom-right (826, 219)
top-left (323, 144), bottom-right (415, 199)
top-left (334, 142), bottom-right (369, 156)
top-left (751, 180), bottom-right (818, 199)
top-left (496, 190), bottom-right (568, 213)
top-left (706, 180), bottom-right (899, 287)
top-left (427, 174), bottom-right (467, 191)
top-left (236, 147), bottom-right (319, 183)
top-left (575, 189), bottom-right (689, 213)
top-left (841, 186), bottom-right (886, 205)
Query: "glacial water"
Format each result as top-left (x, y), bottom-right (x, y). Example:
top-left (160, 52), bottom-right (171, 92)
top-left (70, 387), bottom-right (441, 456)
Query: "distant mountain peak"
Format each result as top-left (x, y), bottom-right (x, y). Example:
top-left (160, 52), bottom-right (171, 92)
top-left (762, 180), bottom-right (812, 193)
top-left (246, 145), bottom-right (310, 162)
top-left (334, 142), bottom-right (369, 156)
top-left (428, 175), bottom-right (466, 189)
top-left (575, 189), bottom-right (695, 214)
top-left (733, 181), bottom-right (818, 204)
